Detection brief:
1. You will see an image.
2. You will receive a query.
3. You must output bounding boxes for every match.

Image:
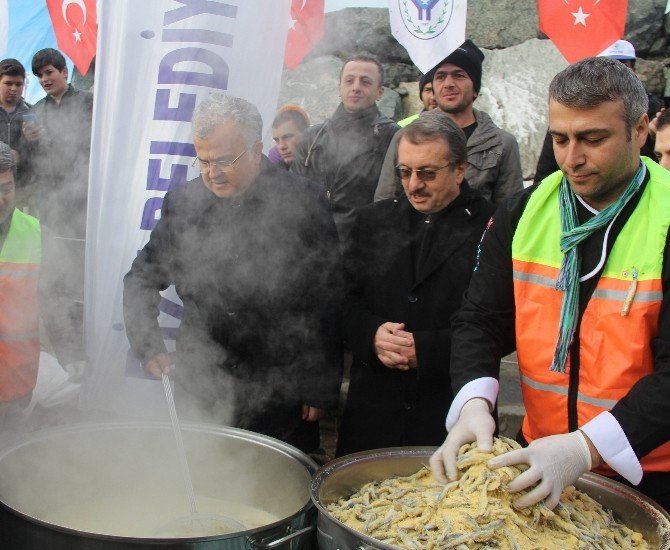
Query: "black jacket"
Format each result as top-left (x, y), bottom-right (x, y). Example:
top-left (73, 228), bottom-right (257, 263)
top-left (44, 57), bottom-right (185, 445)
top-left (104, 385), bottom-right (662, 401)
top-left (0, 98), bottom-right (31, 186)
top-left (26, 85), bottom-right (93, 237)
top-left (336, 183), bottom-right (494, 456)
top-left (291, 103), bottom-right (398, 244)
top-left (123, 161), bottom-right (343, 452)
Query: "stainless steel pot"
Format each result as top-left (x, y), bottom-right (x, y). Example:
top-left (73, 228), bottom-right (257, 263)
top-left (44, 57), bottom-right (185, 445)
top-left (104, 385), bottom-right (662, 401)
top-left (311, 447), bottom-right (670, 550)
top-left (0, 421), bottom-right (318, 549)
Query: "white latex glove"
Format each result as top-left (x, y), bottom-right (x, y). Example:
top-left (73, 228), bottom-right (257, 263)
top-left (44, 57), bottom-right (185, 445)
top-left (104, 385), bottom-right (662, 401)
top-left (63, 360), bottom-right (90, 383)
top-left (488, 431), bottom-right (592, 509)
top-left (429, 398), bottom-right (495, 483)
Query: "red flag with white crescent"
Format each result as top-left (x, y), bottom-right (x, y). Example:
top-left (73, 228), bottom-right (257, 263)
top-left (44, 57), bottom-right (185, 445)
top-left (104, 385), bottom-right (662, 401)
top-left (538, 0), bottom-right (627, 63)
top-left (284, 0), bottom-right (324, 70)
top-left (46, 0), bottom-right (97, 76)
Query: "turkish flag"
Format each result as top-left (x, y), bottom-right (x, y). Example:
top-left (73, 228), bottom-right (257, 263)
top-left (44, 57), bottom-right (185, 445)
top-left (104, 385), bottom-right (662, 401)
top-left (538, 0), bottom-right (627, 64)
top-left (46, 0), bottom-right (98, 76)
top-left (284, 0), bottom-right (324, 70)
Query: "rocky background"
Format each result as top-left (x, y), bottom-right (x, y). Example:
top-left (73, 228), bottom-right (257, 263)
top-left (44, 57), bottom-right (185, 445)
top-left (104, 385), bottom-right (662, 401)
top-left (278, 1), bottom-right (670, 180)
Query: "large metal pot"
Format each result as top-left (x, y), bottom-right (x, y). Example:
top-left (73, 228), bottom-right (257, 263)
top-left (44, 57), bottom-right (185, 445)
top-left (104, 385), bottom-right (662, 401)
top-left (311, 447), bottom-right (670, 550)
top-left (0, 421), bottom-right (318, 549)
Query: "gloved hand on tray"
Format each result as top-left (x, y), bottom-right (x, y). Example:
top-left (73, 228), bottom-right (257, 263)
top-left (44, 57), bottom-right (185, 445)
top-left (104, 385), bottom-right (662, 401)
top-left (489, 430), bottom-right (597, 509)
top-left (430, 397), bottom-right (496, 482)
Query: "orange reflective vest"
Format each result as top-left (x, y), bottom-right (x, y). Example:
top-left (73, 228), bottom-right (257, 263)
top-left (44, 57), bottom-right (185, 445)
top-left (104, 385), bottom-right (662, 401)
top-left (0, 209), bottom-right (40, 401)
top-left (512, 158), bottom-right (670, 474)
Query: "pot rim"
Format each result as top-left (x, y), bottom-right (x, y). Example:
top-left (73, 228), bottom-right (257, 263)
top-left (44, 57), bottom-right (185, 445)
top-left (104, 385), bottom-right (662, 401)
top-left (0, 420), bottom-right (317, 543)
top-left (310, 446), bottom-right (670, 550)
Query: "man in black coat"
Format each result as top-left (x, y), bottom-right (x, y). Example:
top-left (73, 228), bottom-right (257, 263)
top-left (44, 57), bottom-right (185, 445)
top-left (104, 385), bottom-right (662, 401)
top-left (123, 94), bottom-right (342, 454)
top-left (336, 111), bottom-right (494, 456)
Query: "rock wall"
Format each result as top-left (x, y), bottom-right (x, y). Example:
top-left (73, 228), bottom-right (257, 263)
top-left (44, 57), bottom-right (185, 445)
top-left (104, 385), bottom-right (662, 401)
top-left (278, 5), bottom-right (670, 180)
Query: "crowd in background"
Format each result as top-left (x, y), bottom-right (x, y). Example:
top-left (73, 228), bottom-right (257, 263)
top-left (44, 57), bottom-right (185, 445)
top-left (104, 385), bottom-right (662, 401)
top-left (1, 35), bottom-right (670, 514)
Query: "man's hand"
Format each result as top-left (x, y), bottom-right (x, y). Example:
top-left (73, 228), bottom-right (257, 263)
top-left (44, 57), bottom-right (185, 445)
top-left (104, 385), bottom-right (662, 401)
top-left (63, 360), bottom-right (90, 383)
top-left (301, 405), bottom-right (325, 422)
top-left (374, 322), bottom-right (413, 370)
top-left (144, 352), bottom-right (172, 379)
top-left (393, 328), bottom-right (417, 368)
top-left (22, 121), bottom-right (42, 142)
top-left (430, 398), bottom-right (495, 482)
top-left (488, 431), bottom-right (594, 509)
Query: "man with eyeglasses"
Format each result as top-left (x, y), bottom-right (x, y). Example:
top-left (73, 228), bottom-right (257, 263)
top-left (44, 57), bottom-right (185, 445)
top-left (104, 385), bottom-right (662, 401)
top-left (123, 93), bottom-right (342, 454)
top-left (335, 110), bottom-right (494, 456)
top-left (375, 40), bottom-right (523, 205)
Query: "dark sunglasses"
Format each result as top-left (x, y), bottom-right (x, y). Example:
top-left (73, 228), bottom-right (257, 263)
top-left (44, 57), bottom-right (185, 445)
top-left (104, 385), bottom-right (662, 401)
top-left (395, 162), bottom-right (453, 182)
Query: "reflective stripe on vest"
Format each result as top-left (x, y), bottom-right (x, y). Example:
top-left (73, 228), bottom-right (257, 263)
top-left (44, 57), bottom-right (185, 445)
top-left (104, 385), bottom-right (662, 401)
top-left (511, 158), bottom-right (670, 474)
top-left (0, 209), bottom-right (40, 400)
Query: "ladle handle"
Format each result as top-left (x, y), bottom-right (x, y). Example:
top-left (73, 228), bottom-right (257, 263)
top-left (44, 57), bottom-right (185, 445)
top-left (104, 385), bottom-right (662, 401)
top-left (248, 525), bottom-right (316, 549)
top-left (162, 372), bottom-right (198, 515)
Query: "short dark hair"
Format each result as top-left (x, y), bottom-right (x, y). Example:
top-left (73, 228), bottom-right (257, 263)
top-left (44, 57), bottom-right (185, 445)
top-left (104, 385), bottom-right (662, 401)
top-left (549, 57), bottom-right (648, 137)
top-left (272, 107), bottom-right (309, 131)
top-left (399, 110), bottom-right (467, 166)
top-left (657, 109), bottom-right (670, 133)
top-left (0, 59), bottom-right (25, 80)
top-left (339, 55), bottom-right (384, 86)
top-left (32, 48), bottom-right (67, 76)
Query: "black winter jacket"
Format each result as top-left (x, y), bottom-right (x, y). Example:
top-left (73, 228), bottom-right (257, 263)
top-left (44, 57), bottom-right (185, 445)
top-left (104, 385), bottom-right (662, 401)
top-left (123, 161), bottom-right (343, 452)
top-left (291, 103), bottom-right (398, 244)
top-left (26, 85), bottom-right (93, 237)
top-left (0, 98), bottom-right (31, 185)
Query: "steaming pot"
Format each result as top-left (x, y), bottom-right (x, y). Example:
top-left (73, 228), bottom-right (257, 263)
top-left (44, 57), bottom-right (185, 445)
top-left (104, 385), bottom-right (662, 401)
top-left (0, 421), bottom-right (317, 549)
top-left (311, 447), bottom-right (670, 550)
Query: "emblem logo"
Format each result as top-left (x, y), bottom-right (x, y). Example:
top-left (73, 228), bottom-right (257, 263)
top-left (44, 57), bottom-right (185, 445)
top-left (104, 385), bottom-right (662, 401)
top-left (398, 0), bottom-right (453, 40)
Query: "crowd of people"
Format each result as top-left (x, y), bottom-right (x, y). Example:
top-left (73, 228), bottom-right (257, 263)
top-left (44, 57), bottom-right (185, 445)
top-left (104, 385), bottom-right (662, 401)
top-left (1, 36), bottom-right (670, 513)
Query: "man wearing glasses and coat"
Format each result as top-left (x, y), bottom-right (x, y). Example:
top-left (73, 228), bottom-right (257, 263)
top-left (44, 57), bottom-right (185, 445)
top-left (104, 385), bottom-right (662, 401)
top-left (123, 94), bottom-right (342, 454)
top-left (336, 110), bottom-right (494, 456)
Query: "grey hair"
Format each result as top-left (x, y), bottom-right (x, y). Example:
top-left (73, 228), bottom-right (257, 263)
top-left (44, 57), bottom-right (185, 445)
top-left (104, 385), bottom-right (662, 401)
top-left (191, 93), bottom-right (263, 145)
top-left (549, 57), bottom-right (648, 136)
top-left (0, 142), bottom-right (15, 173)
top-left (399, 110), bottom-right (467, 165)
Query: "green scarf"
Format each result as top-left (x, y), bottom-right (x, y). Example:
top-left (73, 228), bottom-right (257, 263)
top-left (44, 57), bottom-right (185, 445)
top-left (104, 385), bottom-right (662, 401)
top-left (551, 163), bottom-right (646, 374)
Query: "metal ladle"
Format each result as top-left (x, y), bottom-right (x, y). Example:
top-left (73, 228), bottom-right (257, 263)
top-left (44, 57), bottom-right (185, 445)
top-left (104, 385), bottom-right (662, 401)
top-left (154, 373), bottom-right (246, 537)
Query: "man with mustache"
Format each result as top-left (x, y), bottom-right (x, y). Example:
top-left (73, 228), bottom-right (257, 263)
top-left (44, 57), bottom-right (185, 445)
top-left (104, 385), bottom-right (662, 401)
top-left (430, 57), bottom-right (670, 512)
top-left (336, 110), bottom-right (493, 456)
top-left (375, 40), bottom-right (523, 205)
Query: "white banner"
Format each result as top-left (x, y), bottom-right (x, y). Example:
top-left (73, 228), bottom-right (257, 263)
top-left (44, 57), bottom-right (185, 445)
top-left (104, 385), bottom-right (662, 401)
top-left (83, 0), bottom-right (292, 417)
top-left (0, 0), bottom-right (7, 57)
top-left (389, 0), bottom-right (467, 74)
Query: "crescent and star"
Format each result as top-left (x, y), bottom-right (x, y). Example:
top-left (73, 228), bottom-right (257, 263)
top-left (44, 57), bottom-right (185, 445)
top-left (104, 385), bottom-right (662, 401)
top-left (61, 0), bottom-right (87, 43)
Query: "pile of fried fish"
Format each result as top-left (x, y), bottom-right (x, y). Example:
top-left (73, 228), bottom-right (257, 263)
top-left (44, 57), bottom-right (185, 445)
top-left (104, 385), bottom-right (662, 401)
top-left (327, 437), bottom-right (648, 549)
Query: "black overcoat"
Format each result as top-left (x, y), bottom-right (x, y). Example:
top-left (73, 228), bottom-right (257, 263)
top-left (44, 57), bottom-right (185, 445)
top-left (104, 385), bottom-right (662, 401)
top-left (336, 183), bottom-right (494, 456)
top-left (123, 161), bottom-right (342, 453)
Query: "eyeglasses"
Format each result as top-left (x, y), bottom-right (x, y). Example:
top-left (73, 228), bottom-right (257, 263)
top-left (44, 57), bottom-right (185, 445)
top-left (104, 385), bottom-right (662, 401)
top-left (192, 149), bottom-right (248, 173)
top-left (395, 162), bottom-right (453, 182)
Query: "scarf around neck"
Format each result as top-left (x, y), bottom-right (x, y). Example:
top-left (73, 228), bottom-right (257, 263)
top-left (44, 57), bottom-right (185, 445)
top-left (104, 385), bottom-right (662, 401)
top-left (551, 162), bottom-right (646, 374)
